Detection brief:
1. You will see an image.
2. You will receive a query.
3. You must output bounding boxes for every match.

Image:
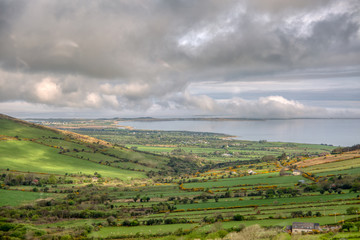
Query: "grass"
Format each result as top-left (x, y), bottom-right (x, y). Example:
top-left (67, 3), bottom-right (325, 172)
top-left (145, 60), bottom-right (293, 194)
top-left (0, 189), bottom-right (53, 206)
top-left (105, 148), bottom-right (170, 168)
top-left (315, 167), bottom-right (360, 176)
top-left (200, 215), bottom-right (357, 230)
top-left (302, 157), bottom-right (360, 174)
top-left (38, 219), bottom-right (104, 229)
top-left (66, 151), bottom-right (159, 172)
top-left (176, 192), bottom-right (360, 210)
top-left (0, 140), bottom-right (146, 179)
top-left (0, 116), bottom-right (172, 177)
top-left (35, 138), bottom-right (93, 152)
top-left (141, 200), bottom-right (360, 224)
top-left (89, 223), bottom-right (197, 238)
top-left (0, 119), bottom-right (59, 139)
top-left (183, 173), bottom-right (308, 189)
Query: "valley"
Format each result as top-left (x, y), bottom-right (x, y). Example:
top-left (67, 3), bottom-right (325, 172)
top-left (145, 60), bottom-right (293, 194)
top-left (0, 115), bottom-right (360, 239)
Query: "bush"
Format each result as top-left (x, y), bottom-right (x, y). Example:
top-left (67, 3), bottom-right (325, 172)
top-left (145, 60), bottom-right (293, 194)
top-left (107, 216), bottom-right (117, 226)
top-left (346, 207), bottom-right (359, 215)
top-left (233, 214), bottom-right (244, 221)
top-left (0, 222), bottom-right (16, 231)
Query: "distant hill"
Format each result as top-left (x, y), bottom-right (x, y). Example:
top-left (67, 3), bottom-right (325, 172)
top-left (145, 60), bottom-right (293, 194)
top-left (0, 114), bottom-right (197, 179)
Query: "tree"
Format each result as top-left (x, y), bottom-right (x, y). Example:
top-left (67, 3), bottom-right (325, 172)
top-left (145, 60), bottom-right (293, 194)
top-left (133, 194), bottom-right (140, 202)
top-left (107, 216), bottom-right (117, 226)
top-left (224, 190), bottom-right (233, 198)
top-left (15, 174), bottom-right (25, 185)
top-left (291, 211), bottom-right (304, 218)
top-left (48, 174), bottom-right (57, 184)
top-left (351, 183), bottom-right (360, 193)
top-left (233, 214), bottom-right (244, 221)
top-left (342, 222), bottom-right (354, 232)
top-left (346, 207), bottom-right (359, 215)
top-left (355, 222), bottom-right (360, 232)
top-left (4, 173), bottom-right (15, 186)
top-left (265, 189), bottom-right (275, 199)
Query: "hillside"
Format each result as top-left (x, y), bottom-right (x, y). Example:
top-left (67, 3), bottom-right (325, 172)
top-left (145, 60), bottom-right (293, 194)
top-left (0, 114), bottom-right (194, 180)
top-left (1, 114), bottom-right (360, 239)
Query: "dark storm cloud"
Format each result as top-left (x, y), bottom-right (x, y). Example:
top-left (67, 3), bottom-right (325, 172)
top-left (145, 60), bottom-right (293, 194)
top-left (0, 0), bottom-right (359, 117)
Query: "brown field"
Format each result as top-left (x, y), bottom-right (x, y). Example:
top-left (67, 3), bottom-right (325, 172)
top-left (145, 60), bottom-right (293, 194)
top-left (296, 150), bottom-right (360, 168)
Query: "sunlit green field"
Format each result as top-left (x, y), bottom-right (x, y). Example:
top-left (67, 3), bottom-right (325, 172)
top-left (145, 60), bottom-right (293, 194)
top-left (175, 192), bottom-right (360, 210)
top-left (0, 119), bottom-right (59, 138)
top-left (0, 140), bottom-right (146, 179)
top-left (183, 173), bottom-right (308, 189)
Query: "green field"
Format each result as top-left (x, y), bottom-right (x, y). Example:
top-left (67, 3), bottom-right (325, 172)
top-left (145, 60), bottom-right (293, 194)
top-left (89, 223), bottom-right (197, 238)
top-left (0, 140), bottom-right (146, 179)
top-left (183, 173), bottom-right (308, 189)
top-left (0, 118), bottom-right (59, 139)
top-left (303, 158), bottom-right (360, 174)
top-left (0, 189), bottom-right (53, 206)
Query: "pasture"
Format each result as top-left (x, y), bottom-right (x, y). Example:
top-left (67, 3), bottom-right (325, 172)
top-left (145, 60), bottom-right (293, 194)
top-left (0, 189), bottom-right (53, 206)
top-left (0, 140), bottom-right (146, 179)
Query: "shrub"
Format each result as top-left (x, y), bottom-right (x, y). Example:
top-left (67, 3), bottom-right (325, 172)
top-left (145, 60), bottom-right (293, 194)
top-left (233, 214), bottom-right (244, 221)
top-left (0, 222), bottom-right (16, 231)
top-left (346, 206), bottom-right (359, 215)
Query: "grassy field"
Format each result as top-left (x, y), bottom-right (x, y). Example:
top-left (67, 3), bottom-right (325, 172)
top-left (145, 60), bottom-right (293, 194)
top-left (89, 223), bottom-right (197, 238)
top-left (0, 140), bottom-right (146, 179)
top-left (0, 118), bottom-right (59, 139)
top-left (183, 173), bottom-right (308, 189)
top-left (302, 157), bottom-right (360, 174)
top-left (201, 215), bottom-right (357, 229)
top-left (175, 192), bottom-right (360, 210)
top-left (73, 128), bottom-right (336, 164)
top-left (0, 189), bottom-right (53, 206)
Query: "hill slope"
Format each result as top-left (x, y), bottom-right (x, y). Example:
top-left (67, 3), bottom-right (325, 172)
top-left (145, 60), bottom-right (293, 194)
top-left (0, 114), bottom-right (184, 179)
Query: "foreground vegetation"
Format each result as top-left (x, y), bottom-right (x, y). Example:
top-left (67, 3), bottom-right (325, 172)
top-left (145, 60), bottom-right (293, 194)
top-left (1, 115), bottom-right (360, 239)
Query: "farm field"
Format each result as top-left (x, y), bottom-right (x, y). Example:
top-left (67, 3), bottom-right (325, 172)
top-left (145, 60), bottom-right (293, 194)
top-left (0, 140), bottom-right (146, 179)
top-left (1, 115), bottom-right (359, 239)
top-left (0, 189), bottom-right (53, 206)
top-left (89, 223), bottom-right (197, 238)
top-left (302, 157), bottom-right (360, 174)
top-left (71, 127), bottom-right (335, 164)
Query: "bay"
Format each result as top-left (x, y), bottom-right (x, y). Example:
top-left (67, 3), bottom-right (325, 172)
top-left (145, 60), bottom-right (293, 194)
top-left (118, 119), bottom-right (360, 146)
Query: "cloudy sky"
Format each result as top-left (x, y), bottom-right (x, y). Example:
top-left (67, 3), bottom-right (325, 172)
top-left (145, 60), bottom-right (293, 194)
top-left (0, 0), bottom-right (360, 118)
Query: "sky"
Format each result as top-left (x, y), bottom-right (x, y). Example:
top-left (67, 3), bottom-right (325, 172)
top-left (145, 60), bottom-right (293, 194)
top-left (0, 0), bottom-right (360, 118)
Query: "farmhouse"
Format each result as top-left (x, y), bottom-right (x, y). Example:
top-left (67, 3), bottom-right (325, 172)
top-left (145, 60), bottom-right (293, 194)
top-left (292, 170), bottom-right (301, 176)
top-left (291, 222), bottom-right (320, 233)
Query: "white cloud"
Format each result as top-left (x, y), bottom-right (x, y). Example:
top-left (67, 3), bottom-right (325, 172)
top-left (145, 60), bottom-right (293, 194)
top-left (35, 78), bottom-right (62, 102)
top-left (84, 93), bottom-right (102, 108)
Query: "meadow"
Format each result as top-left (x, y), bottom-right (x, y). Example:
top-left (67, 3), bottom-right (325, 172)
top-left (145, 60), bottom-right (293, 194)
top-left (0, 140), bottom-right (146, 179)
top-left (0, 189), bottom-right (53, 206)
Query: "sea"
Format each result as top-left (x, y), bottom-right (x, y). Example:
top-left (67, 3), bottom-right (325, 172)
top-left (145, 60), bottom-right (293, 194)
top-left (118, 119), bottom-right (360, 147)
